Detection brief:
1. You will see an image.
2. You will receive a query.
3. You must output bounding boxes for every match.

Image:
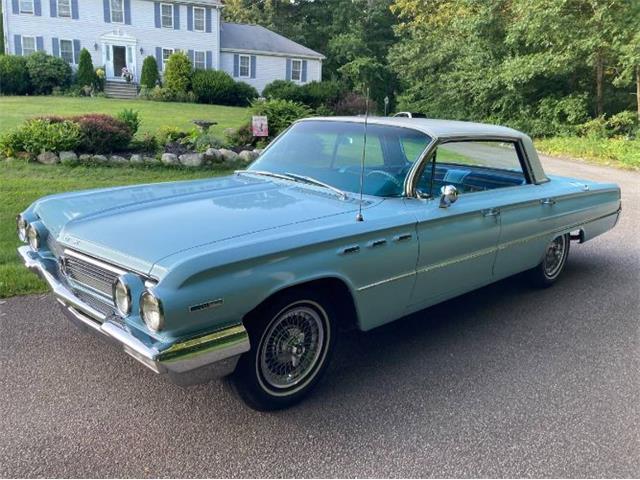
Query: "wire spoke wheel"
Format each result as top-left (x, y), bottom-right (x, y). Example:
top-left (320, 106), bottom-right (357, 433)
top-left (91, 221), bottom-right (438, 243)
top-left (543, 235), bottom-right (568, 279)
top-left (258, 302), bottom-right (329, 395)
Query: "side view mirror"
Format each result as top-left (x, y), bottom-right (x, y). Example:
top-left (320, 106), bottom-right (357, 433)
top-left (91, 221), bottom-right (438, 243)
top-left (439, 184), bottom-right (458, 208)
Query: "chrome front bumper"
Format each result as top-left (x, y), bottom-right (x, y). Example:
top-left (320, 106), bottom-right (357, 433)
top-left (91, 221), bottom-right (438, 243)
top-left (18, 246), bottom-right (250, 385)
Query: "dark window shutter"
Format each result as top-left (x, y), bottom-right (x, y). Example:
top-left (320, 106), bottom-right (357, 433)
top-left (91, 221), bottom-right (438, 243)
top-left (12, 0), bottom-right (19, 14)
top-left (173, 4), bottom-right (180, 30)
top-left (156, 47), bottom-right (162, 70)
top-left (73, 39), bottom-right (80, 64)
top-left (124, 0), bottom-right (131, 24)
top-left (36, 36), bottom-right (44, 51)
top-left (187, 5), bottom-right (193, 31)
top-left (301, 60), bottom-right (307, 82)
top-left (154, 2), bottom-right (161, 27)
top-left (233, 54), bottom-right (239, 77)
top-left (285, 58), bottom-right (291, 80)
top-left (250, 55), bottom-right (256, 79)
top-left (50, 0), bottom-right (56, 17)
top-left (205, 7), bottom-right (211, 32)
top-left (188, 49), bottom-right (194, 65)
top-left (14, 35), bottom-right (22, 55)
top-left (71, 0), bottom-right (78, 18)
top-left (103, 0), bottom-right (110, 22)
top-left (206, 50), bottom-right (212, 69)
top-left (52, 37), bottom-right (59, 57)
top-left (34, 0), bottom-right (41, 15)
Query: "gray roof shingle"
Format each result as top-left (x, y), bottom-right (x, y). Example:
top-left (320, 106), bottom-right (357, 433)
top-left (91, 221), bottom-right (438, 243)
top-left (220, 22), bottom-right (325, 59)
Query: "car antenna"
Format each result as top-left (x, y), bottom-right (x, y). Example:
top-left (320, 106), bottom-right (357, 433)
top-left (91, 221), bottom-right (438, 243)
top-left (356, 87), bottom-right (370, 222)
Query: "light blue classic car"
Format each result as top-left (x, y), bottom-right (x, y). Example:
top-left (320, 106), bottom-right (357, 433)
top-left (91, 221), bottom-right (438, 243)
top-left (17, 117), bottom-right (621, 410)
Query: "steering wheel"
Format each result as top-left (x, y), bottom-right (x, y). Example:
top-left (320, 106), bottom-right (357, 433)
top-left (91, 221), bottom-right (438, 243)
top-left (366, 170), bottom-right (403, 189)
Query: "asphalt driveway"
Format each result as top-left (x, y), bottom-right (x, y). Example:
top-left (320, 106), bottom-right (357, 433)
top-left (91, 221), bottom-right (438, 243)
top-left (0, 156), bottom-right (638, 477)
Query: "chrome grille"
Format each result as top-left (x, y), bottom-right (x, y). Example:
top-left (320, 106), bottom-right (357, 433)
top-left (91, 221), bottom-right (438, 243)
top-left (63, 250), bottom-right (124, 299)
top-left (73, 289), bottom-right (116, 317)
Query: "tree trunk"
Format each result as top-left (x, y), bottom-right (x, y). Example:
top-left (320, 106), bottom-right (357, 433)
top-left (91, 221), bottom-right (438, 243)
top-left (595, 54), bottom-right (605, 117)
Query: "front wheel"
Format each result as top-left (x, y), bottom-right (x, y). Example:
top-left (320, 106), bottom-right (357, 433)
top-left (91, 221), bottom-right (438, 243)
top-left (231, 289), bottom-right (337, 411)
top-left (526, 233), bottom-right (570, 287)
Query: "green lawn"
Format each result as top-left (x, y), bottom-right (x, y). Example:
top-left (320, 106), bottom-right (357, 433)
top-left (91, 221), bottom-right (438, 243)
top-left (0, 96), bottom-right (249, 137)
top-left (0, 160), bottom-right (231, 298)
top-left (534, 136), bottom-right (640, 170)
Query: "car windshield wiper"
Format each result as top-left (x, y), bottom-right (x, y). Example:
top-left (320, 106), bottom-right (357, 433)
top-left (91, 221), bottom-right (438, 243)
top-left (284, 172), bottom-right (349, 200)
top-left (237, 170), bottom-right (348, 200)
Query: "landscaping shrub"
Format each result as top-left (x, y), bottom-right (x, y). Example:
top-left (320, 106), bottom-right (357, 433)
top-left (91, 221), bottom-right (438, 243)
top-left (332, 92), bottom-right (368, 115)
top-left (0, 119), bottom-right (81, 156)
top-left (163, 52), bottom-right (192, 93)
top-left (299, 81), bottom-right (345, 109)
top-left (262, 80), bottom-right (302, 103)
top-left (250, 99), bottom-right (311, 139)
top-left (140, 85), bottom-right (195, 103)
top-left (72, 114), bottom-right (133, 152)
top-left (231, 81), bottom-right (259, 107)
top-left (25, 52), bottom-right (72, 94)
top-left (0, 55), bottom-right (31, 95)
top-left (94, 67), bottom-right (106, 92)
top-left (116, 108), bottom-right (140, 135)
top-left (140, 56), bottom-right (160, 89)
top-left (157, 126), bottom-right (190, 145)
top-left (191, 69), bottom-right (236, 104)
top-left (75, 48), bottom-right (97, 89)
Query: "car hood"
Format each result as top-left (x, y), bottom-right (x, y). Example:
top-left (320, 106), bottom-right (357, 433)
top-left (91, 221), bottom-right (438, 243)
top-left (34, 175), bottom-right (363, 274)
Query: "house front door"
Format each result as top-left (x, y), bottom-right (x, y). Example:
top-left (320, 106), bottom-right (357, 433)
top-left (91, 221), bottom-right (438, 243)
top-left (113, 46), bottom-right (126, 77)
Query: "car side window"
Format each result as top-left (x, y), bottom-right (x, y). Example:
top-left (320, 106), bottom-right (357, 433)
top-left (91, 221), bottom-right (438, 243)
top-left (417, 140), bottom-right (528, 197)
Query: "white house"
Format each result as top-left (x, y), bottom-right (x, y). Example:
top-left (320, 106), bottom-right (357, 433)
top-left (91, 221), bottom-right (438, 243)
top-left (1, 0), bottom-right (324, 93)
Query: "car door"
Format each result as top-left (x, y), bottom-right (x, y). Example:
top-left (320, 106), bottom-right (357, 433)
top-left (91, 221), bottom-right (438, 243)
top-left (406, 139), bottom-right (531, 309)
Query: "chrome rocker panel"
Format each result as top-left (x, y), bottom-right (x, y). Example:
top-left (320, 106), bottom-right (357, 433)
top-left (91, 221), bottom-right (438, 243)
top-left (18, 246), bottom-right (250, 386)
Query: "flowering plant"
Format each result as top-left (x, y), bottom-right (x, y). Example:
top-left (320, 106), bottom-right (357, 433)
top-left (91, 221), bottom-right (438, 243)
top-left (121, 67), bottom-right (133, 83)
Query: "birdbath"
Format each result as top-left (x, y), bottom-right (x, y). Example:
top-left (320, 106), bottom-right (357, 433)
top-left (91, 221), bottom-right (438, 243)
top-left (193, 120), bottom-right (217, 133)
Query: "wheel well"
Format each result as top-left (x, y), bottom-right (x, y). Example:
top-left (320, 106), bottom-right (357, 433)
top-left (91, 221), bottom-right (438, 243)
top-left (243, 278), bottom-right (360, 331)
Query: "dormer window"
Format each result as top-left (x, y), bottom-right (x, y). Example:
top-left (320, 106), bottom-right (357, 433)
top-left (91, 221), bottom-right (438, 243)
top-left (193, 6), bottom-right (205, 32)
top-left (110, 0), bottom-right (124, 23)
top-left (58, 0), bottom-right (71, 17)
top-left (161, 3), bottom-right (174, 28)
top-left (19, 0), bottom-right (34, 13)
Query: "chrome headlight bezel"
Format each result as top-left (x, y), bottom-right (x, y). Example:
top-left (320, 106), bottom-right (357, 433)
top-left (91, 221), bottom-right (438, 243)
top-left (17, 215), bottom-right (28, 243)
top-left (113, 276), bottom-right (132, 316)
top-left (140, 290), bottom-right (164, 332)
top-left (27, 224), bottom-right (40, 250)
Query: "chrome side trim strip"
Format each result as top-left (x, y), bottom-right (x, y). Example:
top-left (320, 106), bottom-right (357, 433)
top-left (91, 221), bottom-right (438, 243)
top-left (356, 209), bottom-right (620, 292)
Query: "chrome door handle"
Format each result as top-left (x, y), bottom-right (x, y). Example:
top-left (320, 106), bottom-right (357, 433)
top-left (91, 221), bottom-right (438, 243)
top-left (482, 208), bottom-right (500, 217)
top-left (541, 198), bottom-right (556, 205)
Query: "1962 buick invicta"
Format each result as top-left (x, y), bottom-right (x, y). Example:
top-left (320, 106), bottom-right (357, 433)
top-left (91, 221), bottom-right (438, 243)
top-left (17, 117), bottom-right (621, 410)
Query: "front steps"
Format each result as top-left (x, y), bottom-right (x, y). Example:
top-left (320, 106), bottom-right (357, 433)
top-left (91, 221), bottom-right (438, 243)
top-left (104, 80), bottom-right (138, 99)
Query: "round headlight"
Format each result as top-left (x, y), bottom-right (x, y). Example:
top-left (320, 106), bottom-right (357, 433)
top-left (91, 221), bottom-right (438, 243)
top-left (113, 277), bottom-right (131, 316)
top-left (27, 224), bottom-right (40, 250)
top-left (17, 215), bottom-right (28, 243)
top-left (140, 291), bottom-right (164, 332)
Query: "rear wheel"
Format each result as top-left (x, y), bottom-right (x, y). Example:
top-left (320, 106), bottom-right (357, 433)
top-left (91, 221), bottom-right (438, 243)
top-left (527, 233), bottom-right (570, 287)
top-left (231, 289), bottom-right (336, 411)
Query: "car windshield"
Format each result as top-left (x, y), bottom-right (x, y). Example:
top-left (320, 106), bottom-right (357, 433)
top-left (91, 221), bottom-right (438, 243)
top-left (247, 120), bottom-right (432, 197)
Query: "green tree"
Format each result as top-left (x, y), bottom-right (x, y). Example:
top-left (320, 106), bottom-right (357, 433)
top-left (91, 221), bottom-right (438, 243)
top-left (163, 51), bottom-right (192, 93)
top-left (140, 55), bottom-right (160, 89)
top-left (75, 48), bottom-right (96, 87)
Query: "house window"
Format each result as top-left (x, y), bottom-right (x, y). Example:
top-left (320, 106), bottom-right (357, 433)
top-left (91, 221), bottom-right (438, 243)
top-left (194, 51), bottom-right (205, 70)
top-left (162, 48), bottom-right (174, 70)
top-left (291, 59), bottom-right (302, 81)
top-left (193, 6), bottom-right (205, 32)
top-left (57, 0), bottom-right (71, 17)
top-left (19, 0), bottom-right (34, 13)
top-left (60, 39), bottom-right (74, 63)
top-left (239, 54), bottom-right (250, 78)
top-left (21, 36), bottom-right (36, 55)
top-left (110, 0), bottom-right (124, 23)
top-left (161, 3), bottom-right (173, 28)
